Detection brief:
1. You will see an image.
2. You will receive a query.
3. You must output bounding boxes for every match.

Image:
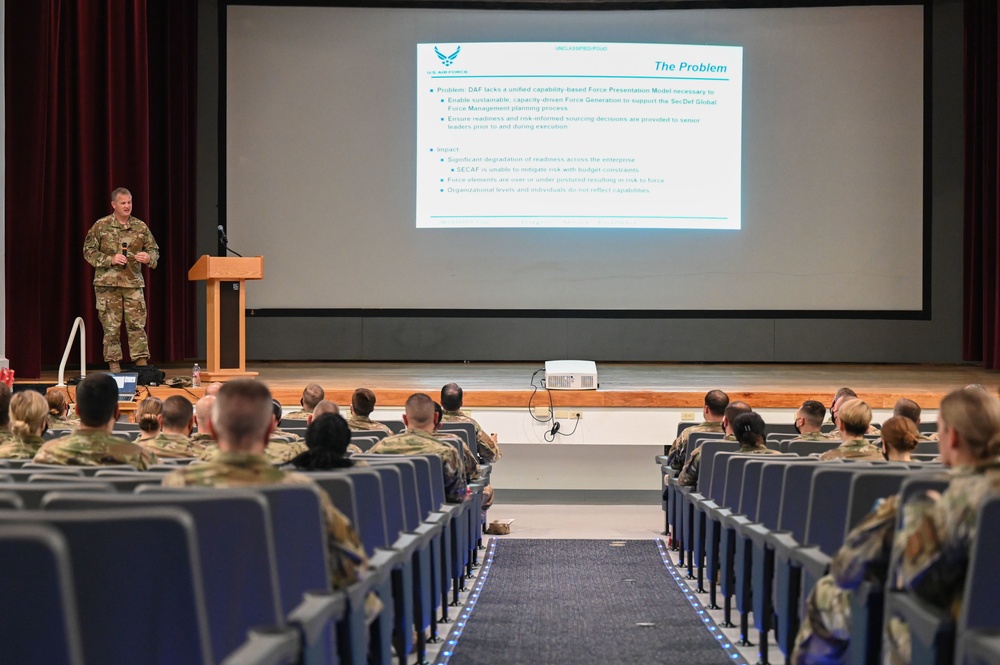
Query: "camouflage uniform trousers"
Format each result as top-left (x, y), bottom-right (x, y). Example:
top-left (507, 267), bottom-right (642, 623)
top-left (94, 286), bottom-right (149, 362)
top-left (790, 575), bottom-right (852, 665)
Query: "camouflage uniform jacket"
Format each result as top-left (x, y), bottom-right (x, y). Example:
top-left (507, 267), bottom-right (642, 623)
top-left (0, 434), bottom-right (45, 459)
top-left (83, 214), bottom-right (160, 287)
top-left (140, 431), bottom-right (202, 459)
top-left (796, 431), bottom-right (839, 441)
top-left (48, 414), bottom-right (80, 429)
top-left (161, 451), bottom-right (369, 589)
top-left (435, 431), bottom-right (482, 481)
top-left (270, 428), bottom-right (303, 443)
top-left (370, 429), bottom-right (468, 502)
top-left (441, 410), bottom-right (501, 462)
top-left (347, 414), bottom-right (394, 436)
top-left (819, 439), bottom-right (883, 461)
top-left (0, 428), bottom-right (12, 445)
top-left (189, 431), bottom-right (214, 449)
top-left (678, 437), bottom-right (772, 487)
top-left (282, 409), bottom-right (312, 420)
top-left (265, 438), bottom-right (307, 465)
top-left (34, 429), bottom-right (157, 469)
top-left (668, 421), bottom-right (725, 470)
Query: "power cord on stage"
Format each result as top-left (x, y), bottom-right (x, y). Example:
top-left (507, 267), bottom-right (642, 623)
top-left (528, 367), bottom-right (583, 441)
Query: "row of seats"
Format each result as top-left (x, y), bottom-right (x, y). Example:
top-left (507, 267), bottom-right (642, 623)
top-left (657, 441), bottom-right (984, 663)
top-left (0, 452), bottom-right (488, 665)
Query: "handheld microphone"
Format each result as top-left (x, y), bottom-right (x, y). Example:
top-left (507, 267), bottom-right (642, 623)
top-left (121, 242), bottom-right (128, 258)
top-left (217, 225), bottom-right (229, 244)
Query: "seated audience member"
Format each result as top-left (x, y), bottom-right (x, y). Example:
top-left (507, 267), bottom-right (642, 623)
top-left (0, 390), bottom-right (49, 459)
top-left (792, 388), bottom-right (999, 665)
top-left (261, 399), bottom-right (306, 464)
top-left (290, 413), bottom-right (357, 470)
top-left (190, 395), bottom-right (216, 449)
top-left (135, 396), bottom-right (163, 441)
top-left (794, 400), bottom-right (838, 440)
top-left (161, 379), bottom-right (372, 593)
top-left (370, 392), bottom-right (467, 503)
top-left (879, 416), bottom-right (919, 462)
top-left (819, 399), bottom-right (882, 461)
top-left (0, 383), bottom-right (12, 444)
top-left (667, 389), bottom-right (729, 470)
top-left (310, 400), bottom-right (361, 455)
top-left (440, 382), bottom-right (501, 462)
top-left (829, 391), bottom-right (880, 436)
top-left (140, 395), bottom-right (200, 459)
top-left (677, 401), bottom-right (754, 487)
top-left (283, 383), bottom-right (325, 420)
top-left (34, 373), bottom-right (157, 469)
top-left (435, 401), bottom-right (493, 511)
top-left (347, 388), bottom-right (393, 436)
top-left (45, 388), bottom-right (79, 429)
top-left (885, 387), bottom-right (1000, 664)
top-left (205, 381), bottom-right (224, 396)
top-left (893, 398), bottom-right (935, 441)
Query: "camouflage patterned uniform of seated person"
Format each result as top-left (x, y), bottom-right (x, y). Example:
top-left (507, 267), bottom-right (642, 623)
top-left (347, 388), bottom-right (394, 436)
top-left (282, 383), bottom-right (325, 420)
top-left (139, 395), bottom-right (202, 459)
top-left (667, 389), bottom-right (729, 470)
top-left (677, 401), bottom-right (753, 487)
top-left (0, 383), bottom-right (13, 446)
top-left (792, 400), bottom-right (839, 441)
top-left (34, 373), bottom-right (157, 470)
top-left (45, 388), bottom-right (80, 430)
top-left (440, 382), bottom-right (501, 463)
top-left (0, 390), bottom-right (50, 459)
top-left (819, 399), bottom-right (883, 461)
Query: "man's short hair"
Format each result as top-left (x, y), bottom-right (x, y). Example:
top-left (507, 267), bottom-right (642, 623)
top-left (406, 393), bottom-right (436, 427)
top-left (724, 401), bottom-right (752, 424)
top-left (0, 382), bottom-right (10, 427)
top-left (838, 399), bottom-right (873, 437)
top-left (75, 373), bottom-right (120, 427)
top-left (440, 383), bottom-right (463, 411)
top-left (195, 395), bottom-right (215, 430)
top-left (272, 399), bottom-right (283, 423)
top-left (213, 380), bottom-right (274, 448)
top-left (301, 383), bottom-right (325, 410)
top-left (831, 387), bottom-right (858, 410)
top-left (111, 187), bottom-right (132, 201)
top-left (161, 395), bottom-right (194, 430)
top-left (352, 388), bottom-right (377, 416)
top-left (799, 400), bottom-right (827, 428)
top-left (313, 400), bottom-right (340, 417)
top-left (893, 398), bottom-right (922, 424)
top-left (705, 390), bottom-right (730, 417)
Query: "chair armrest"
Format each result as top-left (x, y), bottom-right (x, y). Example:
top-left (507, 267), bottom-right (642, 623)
top-left (792, 545), bottom-right (831, 580)
top-left (221, 626), bottom-right (301, 665)
top-left (768, 531), bottom-right (800, 558)
top-left (886, 590), bottom-right (955, 649)
top-left (745, 522), bottom-right (771, 547)
top-left (656, 455), bottom-right (670, 465)
top-left (287, 590), bottom-right (347, 645)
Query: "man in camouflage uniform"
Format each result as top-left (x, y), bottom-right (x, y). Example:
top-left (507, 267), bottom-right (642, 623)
top-left (892, 398), bottom-right (936, 442)
top-left (819, 399), bottom-right (883, 461)
top-left (283, 383), bottom-right (325, 420)
top-left (440, 382), bottom-right (501, 463)
top-left (83, 187), bottom-right (159, 373)
top-left (161, 379), bottom-right (373, 595)
top-left (139, 395), bottom-right (202, 459)
top-left (793, 400), bottom-right (839, 441)
top-left (828, 392), bottom-right (881, 437)
top-left (370, 393), bottom-right (468, 503)
top-left (434, 401), bottom-right (492, 509)
top-left (678, 401), bottom-right (751, 487)
top-left (265, 399), bottom-right (307, 464)
top-left (0, 383), bottom-right (12, 445)
top-left (309, 400), bottom-right (362, 455)
top-left (34, 373), bottom-right (157, 469)
top-left (667, 389), bottom-right (729, 471)
top-left (347, 388), bottom-right (394, 436)
top-left (190, 395), bottom-right (216, 449)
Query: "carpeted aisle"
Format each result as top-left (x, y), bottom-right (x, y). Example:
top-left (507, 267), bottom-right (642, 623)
top-left (446, 539), bottom-right (741, 665)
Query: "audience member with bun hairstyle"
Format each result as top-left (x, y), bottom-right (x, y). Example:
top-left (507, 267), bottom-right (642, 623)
top-left (879, 416), bottom-right (920, 462)
top-left (135, 396), bottom-right (163, 441)
top-left (0, 390), bottom-right (49, 459)
top-left (290, 413), bottom-right (359, 471)
top-left (45, 387), bottom-right (79, 429)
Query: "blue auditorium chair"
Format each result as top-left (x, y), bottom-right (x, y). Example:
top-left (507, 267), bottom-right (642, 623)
top-left (6, 481), bottom-right (114, 508)
top-left (0, 468), bottom-right (84, 481)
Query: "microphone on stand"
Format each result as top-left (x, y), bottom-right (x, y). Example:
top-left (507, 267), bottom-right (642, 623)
top-left (217, 225), bottom-right (243, 257)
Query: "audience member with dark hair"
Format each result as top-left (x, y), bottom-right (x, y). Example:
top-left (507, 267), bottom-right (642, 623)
top-left (440, 382), bottom-right (501, 462)
top-left (347, 388), bottom-right (393, 436)
top-left (667, 389), bottom-right (729, 470)
top-left (794, 400), bottom-right (837, 440)
top-left (135, 396), bottom-right (163, 441)
top-left (0, 382), bottom-right (12, 444)
top-left (283, 383), bottom-right (326, 420)
top-left (879, 416), bottom-right (919, 462)
top-left (34, 373), bottom-right (156, 469)
top-left (140, 395), bottom-right (200, 459)
top-left (676, 401), bottom-right (752, 487)
top-left (162, 379), bottom-right (376, 601)
top-left (263, 399), bottom-right (307, 464)
top-left (290, 413), bottom-right (356, 470)
top-left (0, 390), bottom-right (49, 459)
top-left (678, 407), bottom-right (778, 486)
top-left (820, 399), bottom-right (882, 461)
top-left (371, 392), bottom-right (468, 502)
top-left (434, 400), bottom-right (493, 511)
top-left (892, 397), bottom-right (936, 441)
top-left (309, 400), bottom-right (361, 455)
top-left (829, 391), bottom-right (880, 436)
top-left (45, 387), bottom-right (79, 429)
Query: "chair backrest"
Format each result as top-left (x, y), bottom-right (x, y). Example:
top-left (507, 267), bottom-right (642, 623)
top-left (311, 470), bottom-right (389, 556)
top-left (0, 508), bottom-right (213, 665)
top-left (420, 454), bottom-right (448, 509)
top-left (784, 440), bottom-right (842, 456)
top-left (721, 455), bottom-right (758, 511)
top-left (777, 463), bottom-right (827, 541)
top-left (677, 421), bottom-right (700, 437)
top-left (740, 456), bottom-right (798, 521)
top-left (959, 496), bottom-right (1000, 634)
top-left (112, 423), bottom-right (141, 432)
top-left (2, 468), bottom-right (84, 482)
top-left (767, 432), bottom-right (799, 443)
top-left (9, 482), bottom-right (115, 509)
top-left (439, 422), bottom-right (476, 449)
top-left (31, 473), bottom-right (162, 492)
top-left (756, 458), bottom-right (815, 530)
top-left (913, 441), bottom-right (939, 455)
top-left (350, 434), bottom-right (380, 452)
top-left (355, 455), bottom-right (422, 530)
top-left (805, 467), bottom-right (872, 556)
top-left (917, 422), bottom-right (937, 434)
top-left (381, 419), bottom-right (406, 435)
top-left (365, 464), bottom-right (407, 543)
top-left (696, 441), bottom-right (741, 495)
top-left (764, 423), bottom-right (801, 436)
top-left (43, 491), bottom-right (283, 664)
top-left (0, 491), bottom-right (23, 509)
top-left (0, 524), bottom-right (85, 665)
top-left (43, 428), bottom-right (73, 440)
top-left (353, 429), bottom-right (388, 443)
top-left (844, 471), bottom-right (910, 533)
top-left (407, 455), bottom-right (437, 519)
top-left (278, 419), bottom-right (308, 430)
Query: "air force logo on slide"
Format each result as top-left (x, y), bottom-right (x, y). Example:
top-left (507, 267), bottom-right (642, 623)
top-left (435, 45), bottom-right (461, 67)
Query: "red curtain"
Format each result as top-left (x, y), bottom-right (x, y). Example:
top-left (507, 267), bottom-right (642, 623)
top-left (963, 0), bottom-right (1000, 368)
top-left (5, 0), bottom-right (198, 378)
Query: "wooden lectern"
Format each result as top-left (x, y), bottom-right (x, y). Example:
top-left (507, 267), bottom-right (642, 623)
top-left (188, 255), bottom-right (263, 381)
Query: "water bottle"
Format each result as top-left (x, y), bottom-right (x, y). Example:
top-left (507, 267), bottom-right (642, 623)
top-left (192, 363), bottom-right (202, 388)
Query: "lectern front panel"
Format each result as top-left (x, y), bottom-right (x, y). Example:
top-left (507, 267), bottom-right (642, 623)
top-left (220, 281), bottom-right (241, 369)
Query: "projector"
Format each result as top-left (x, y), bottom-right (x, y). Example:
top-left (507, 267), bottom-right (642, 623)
top-left (544, 360), bottom-right (599, 390)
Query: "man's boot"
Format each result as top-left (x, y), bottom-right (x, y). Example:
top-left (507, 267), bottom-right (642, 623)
top-left (109, 361), bottom-right (121, 373)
